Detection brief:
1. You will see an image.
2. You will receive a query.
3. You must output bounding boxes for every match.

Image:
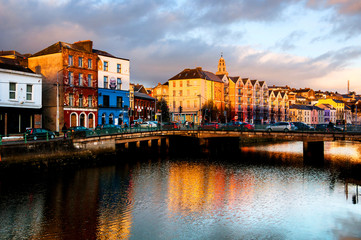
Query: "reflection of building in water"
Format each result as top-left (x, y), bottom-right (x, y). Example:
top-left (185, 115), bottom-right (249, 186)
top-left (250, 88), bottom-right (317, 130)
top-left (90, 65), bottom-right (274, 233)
top-left (32, 168), bottom-right (101, 239)
top-left (345, 179), bottom-right (360, 205)
top-left (167, 162), bottom-right (255, 216)
top-left (97, 166), bottom-right (133, 240)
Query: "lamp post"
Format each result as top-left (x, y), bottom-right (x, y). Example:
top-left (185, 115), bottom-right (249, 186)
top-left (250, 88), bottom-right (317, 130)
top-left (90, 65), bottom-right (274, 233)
top-left (56, 66), bottom-right (69, 132)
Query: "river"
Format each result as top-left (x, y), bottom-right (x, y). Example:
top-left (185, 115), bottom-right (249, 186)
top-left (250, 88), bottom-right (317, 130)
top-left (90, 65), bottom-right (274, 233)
top-left (0, 141), bottom-right (360, 239)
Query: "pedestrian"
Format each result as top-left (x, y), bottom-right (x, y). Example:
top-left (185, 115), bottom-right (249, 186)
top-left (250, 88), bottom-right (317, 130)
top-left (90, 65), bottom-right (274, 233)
top-left (62, 123), bottom-right (67, 139)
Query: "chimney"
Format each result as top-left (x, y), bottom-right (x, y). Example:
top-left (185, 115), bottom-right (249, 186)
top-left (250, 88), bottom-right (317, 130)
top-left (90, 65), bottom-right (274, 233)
top-left (347, 80), bottom-right (350, 94)
top-left (73, 40), bottom-right (93, 53)
top-left (35, 65), bottom-right (41, 74)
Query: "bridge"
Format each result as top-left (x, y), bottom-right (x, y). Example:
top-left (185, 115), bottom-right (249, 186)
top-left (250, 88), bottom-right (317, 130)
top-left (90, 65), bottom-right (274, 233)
top-left (1, 129), bottom-right (361, 164)
top-left (71, 129), bottom-right (361, 161)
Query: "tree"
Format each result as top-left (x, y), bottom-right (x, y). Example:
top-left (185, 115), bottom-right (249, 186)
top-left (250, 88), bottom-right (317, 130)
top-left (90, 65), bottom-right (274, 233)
top-left (156, 98), bottom-right (170, 122)
top-left (201, 100), bottom-right (220, 123)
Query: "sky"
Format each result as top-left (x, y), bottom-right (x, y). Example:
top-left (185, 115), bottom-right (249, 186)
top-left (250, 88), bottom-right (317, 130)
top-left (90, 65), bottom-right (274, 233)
top-left (1, 0), bottom-right (361, 93)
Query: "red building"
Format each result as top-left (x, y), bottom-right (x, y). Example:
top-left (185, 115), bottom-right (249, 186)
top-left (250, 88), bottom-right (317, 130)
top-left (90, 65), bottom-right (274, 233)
top-left (29, 40), bottom-right (98, 130)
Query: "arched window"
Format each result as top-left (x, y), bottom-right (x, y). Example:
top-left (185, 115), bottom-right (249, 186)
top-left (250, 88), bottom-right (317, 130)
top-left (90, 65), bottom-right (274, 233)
top-left (71, 113), bottom-right (77, 127)
top-left (102, 113), bottom-right (106, 125)
top-left (109, 113), bottom-right (113, 124)
top-left (88, 113), bottom-right (94, 128)
top-left (80, 113), bottom-right (86, 127)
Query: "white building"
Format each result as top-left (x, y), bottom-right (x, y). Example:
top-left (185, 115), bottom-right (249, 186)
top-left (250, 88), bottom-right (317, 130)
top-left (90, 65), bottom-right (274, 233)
top-left (93, 49), bottom-right (131, 125)
top-left (0, 62), bottom-right (42, 135)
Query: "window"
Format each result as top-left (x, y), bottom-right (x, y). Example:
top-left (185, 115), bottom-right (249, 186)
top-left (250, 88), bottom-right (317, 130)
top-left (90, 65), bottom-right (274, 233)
top-left (69, 72), bottom-right (74, 85)
top-left (104, 76), bottom-right (108, 88)
top-left (117, 78), bottom-right (122, 90)
top-left (88, 59), bottom-right (92, 69)
top-left (173, 82), bottom-right (176, 87)
top-left (103, 95), bottom-right (110, 107)
top-left (9, 82), bottom-right (16, 100)
top-left (109, 114), bottom-right (113, 124)
top-left (79, 73), bottom-right (83, 86)
top-left (78, 57), bottom-right (83, 67)
top-left (79, 94), bottom-right (83, 107)
top-left (87, 74), bottom-right (92, 87)
top-left (117, 96), bottom-right (123, 108)
top-left (103, 61), bottom-right (108, 71)
top-left (88, 95), bottom-right (92, 107)
top-left (69, 93), bottom-right (74, 106)
top-left (68, 55), bottom-right (73, 66)
top-left (117, 64), bottom-right (121, 73)
top-left (173, 90), bottom-right (176, 96)
top-left (180, 81), bottom-right (183, 87)
top-left (26, 84), bottom-right (32, 101)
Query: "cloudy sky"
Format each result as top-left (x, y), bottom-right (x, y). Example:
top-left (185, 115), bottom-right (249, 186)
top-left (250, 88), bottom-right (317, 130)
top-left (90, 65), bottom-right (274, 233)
top-left (1, 0), bottom-right (360, 93)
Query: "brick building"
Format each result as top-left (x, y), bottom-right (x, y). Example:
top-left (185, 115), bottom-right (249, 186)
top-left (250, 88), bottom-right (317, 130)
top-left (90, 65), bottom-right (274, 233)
top-left (28, 40), bottom-right (98, 131)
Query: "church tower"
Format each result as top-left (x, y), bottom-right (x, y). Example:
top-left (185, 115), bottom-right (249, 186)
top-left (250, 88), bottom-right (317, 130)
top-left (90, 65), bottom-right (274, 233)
top-left (216, 53), bottom-right (228, 76)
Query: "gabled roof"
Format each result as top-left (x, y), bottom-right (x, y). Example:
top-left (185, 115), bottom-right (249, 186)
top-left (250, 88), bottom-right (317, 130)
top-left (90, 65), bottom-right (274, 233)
top-left (169, 67), bottom-right (222, 83)
top-left (229, 76), bottom-right (239, 83)
top-left (250, 80), bottom-right (258, 86)
top-left (241, 78), bottom-right (249, 84)
top-left (259, 81), bottom-right (265, 87)
top-left (92, 49), bottom-right (129, 61)
top-left (134, 92), bottom-right (155, 101)
top-left (31, 41), bottom-right (93, 57)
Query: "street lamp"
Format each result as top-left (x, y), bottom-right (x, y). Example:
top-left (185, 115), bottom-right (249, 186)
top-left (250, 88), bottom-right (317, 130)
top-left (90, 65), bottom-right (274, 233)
top-left (56, 66), bottom-right (69, 132)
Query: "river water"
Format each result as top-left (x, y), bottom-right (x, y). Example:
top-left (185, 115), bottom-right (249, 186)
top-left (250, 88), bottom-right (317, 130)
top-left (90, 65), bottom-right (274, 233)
top-left (0, 141), bottom-right (361, 240)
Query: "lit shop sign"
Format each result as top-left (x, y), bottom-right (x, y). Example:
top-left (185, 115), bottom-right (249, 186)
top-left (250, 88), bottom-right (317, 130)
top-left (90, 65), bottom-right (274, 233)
top-left (109, 77), bottom-right (116, 89)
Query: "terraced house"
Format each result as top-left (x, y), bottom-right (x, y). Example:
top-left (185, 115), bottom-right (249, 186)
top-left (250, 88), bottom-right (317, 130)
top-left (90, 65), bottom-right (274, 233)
top-left (94, 49), bottom-right (130, 126)
top-left (235, 78), bottom-right (269, 124)
top-left (28, 40), bottom-right (98, 131)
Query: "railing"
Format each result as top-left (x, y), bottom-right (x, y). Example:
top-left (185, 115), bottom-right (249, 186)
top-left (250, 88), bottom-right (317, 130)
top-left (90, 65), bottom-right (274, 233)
top-left (2, 124), bottom-right (361, 144)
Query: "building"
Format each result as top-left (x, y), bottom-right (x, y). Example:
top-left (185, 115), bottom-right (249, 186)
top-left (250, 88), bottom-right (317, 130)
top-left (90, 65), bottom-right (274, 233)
top-left (317, 104), bottom-right (336, 123)
top-left (93, 49), bottom-right (130, 126)
top-left (235, 78), bottom-right (269, 123)
top-left (151, 82), bottom-right (169, 103)
top-left (168, 67), bottom-right (224, 123)
top-left (316, 98), bottom-right (345, 123)
top-left (130, 84), bottom-right (156, 122)
top-left (0, 60), bottom-right (42, 135)
top-left (28, 40), bottom-right (98, 131)
top-left (269, 90), bottom-right (289, 123)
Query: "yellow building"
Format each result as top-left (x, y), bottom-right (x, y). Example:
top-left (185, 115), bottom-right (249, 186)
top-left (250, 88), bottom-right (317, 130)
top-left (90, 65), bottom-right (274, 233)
top-left (168, 67), bottom-right (224, 123)
top-left (151, 82), bottom-right (169, 102)
top-left (316, 99), bottom-right (345, 122)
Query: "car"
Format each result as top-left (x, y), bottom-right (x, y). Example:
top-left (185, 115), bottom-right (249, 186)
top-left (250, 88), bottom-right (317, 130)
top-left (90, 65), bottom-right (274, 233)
top-left (221, 121), bottom-right (243, 131)
top-left (161, 122), bottom-right (179, 130)
top-left (198, 122), bottom-right (220, 130)
top-left (140, 121), bottom-right (157, 128)
top-left (95, 124), bottom-right (121, 134)
top-left (25, 128), bottom-right (57, 140)
top-left (292, 122), bottom-right (314, 131)
top-left (316, 124), bottom-right (344, 132)
top-left (266, 122), bottom-right (295, 132)
top-left (68, 126), bottom-right (94, 138)
top-left (241, 122), bottom-right (255, 131)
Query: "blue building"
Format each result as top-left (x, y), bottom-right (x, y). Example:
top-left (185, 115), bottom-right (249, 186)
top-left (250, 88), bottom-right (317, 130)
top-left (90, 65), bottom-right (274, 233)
top-left (93, 49), bottom-right (130, 126)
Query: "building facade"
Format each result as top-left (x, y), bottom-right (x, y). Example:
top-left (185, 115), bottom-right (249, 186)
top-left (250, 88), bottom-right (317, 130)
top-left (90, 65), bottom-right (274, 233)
top-left (168, 67), bottom-right (224, 123)
top-left (0, 61), bottom-right (42, 135)
top-left (94, 49), bottom-right (130, 126)
top-left (28, 40), bottom-right (98, 131)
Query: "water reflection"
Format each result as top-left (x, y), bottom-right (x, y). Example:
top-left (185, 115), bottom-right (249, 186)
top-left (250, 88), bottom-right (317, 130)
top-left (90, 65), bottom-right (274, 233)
top-left (0, 141), bottom-right (360, 239)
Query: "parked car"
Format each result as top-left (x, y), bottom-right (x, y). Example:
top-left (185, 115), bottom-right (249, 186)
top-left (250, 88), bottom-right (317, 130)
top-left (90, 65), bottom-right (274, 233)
top-left (221, 121), bottom-right (243, 131)
top-left (140, 121), bottom-right (157, 128)
top-left (161, 122), bottom-right (180, 130)
top-left (68, 126), bottom-right (94, 138)
top-left (316, 124), bottom-right (344, 132)
top-left (198, 122), bottom-right (220, 130)
top-left (292, 122), bottom-right (314, 131)
top-left (241, 122), bottom-right (255, 131)
top-left (95, 124), bottom-right (121, 134)
top-left (221, 121), bottom-right (254, 131)
top-left (25, 128), bottom-right (57, 140)
top-left (266, 122), bottom-right (295, 132)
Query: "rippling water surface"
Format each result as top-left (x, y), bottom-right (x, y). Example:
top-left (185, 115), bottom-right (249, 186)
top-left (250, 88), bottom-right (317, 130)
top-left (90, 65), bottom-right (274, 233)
top-left (0, 141), bottom-right (361, 239)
